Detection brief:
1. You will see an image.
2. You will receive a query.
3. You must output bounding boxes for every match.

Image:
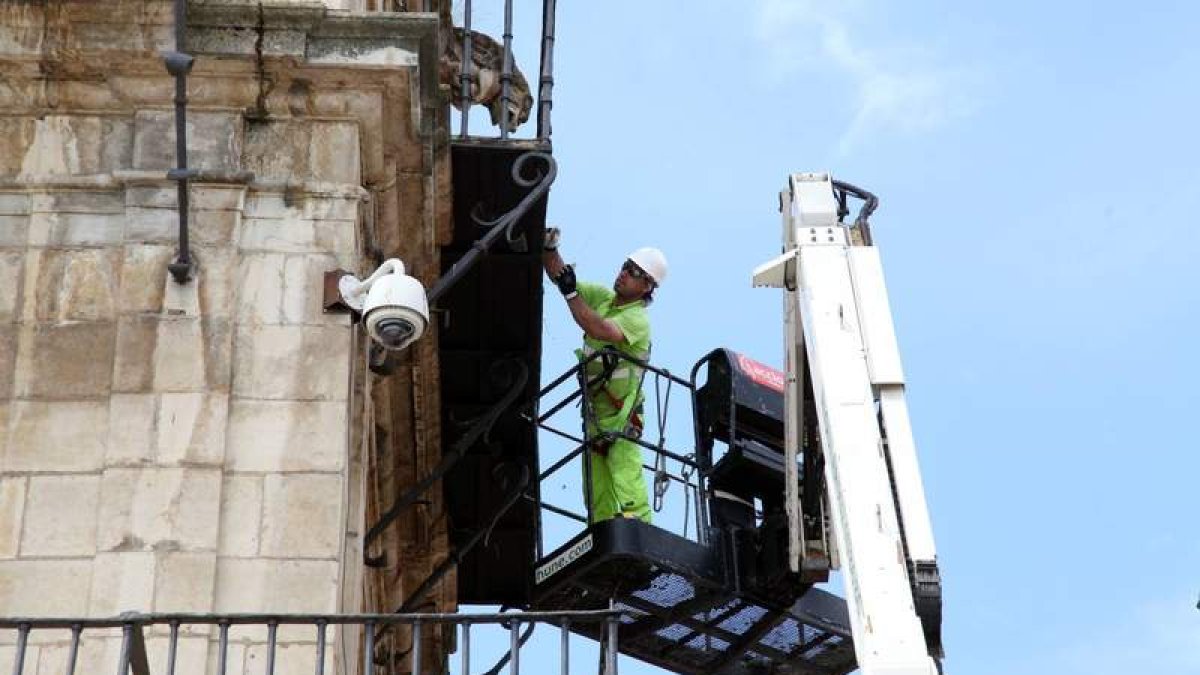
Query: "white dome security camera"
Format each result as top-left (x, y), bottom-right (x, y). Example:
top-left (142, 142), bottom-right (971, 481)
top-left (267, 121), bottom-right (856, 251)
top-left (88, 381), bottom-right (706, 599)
top-left (338, 259), bottom-right (429, 352)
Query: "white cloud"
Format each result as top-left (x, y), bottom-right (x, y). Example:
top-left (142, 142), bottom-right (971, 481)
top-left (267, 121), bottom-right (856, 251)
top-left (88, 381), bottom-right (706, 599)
top-left (755, 0), bottom-right (978, 153)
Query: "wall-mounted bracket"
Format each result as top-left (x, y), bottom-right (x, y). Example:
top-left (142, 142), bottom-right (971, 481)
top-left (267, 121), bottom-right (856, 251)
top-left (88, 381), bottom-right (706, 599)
top-left (323, 268), bottom-right (361, 320)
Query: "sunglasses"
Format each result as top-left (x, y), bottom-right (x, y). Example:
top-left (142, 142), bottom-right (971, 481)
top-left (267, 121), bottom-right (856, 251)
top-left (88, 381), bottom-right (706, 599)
top-left (622, 260), bottom-right (653, 283)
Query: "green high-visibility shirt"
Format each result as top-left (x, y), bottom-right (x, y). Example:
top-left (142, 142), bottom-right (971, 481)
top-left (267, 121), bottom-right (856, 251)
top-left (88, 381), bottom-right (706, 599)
top-left (575, 281), bottom-right (651, 431)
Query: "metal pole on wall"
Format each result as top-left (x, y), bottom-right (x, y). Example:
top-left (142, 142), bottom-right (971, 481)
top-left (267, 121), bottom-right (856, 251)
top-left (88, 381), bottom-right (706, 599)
top-left (165, 0), bottom-right (196, 283)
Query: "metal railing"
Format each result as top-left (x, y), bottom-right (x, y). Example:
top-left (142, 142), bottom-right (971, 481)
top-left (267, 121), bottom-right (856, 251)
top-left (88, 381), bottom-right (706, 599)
top-left (528, 348), bottom-right (709, 552)
top-left (451, 0), bottom-right (557, 141)
top-left (0, 609), bottom-right (622, 675)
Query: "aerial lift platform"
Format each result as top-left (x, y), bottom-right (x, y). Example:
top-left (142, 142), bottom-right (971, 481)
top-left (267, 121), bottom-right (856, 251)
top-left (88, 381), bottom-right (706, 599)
top-left (526, 173), bottom-right (944, 674)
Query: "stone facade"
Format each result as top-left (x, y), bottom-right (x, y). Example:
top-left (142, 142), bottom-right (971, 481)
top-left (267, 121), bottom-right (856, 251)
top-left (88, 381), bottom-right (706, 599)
top-left (0, 1), bottom-right (452, 673)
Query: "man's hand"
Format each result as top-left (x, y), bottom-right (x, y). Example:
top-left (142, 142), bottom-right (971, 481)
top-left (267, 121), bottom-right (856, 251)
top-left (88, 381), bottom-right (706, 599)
top-left (544, 226), bottom-right (561, 251)
top-left (552, 264), bottom-right (577, 299)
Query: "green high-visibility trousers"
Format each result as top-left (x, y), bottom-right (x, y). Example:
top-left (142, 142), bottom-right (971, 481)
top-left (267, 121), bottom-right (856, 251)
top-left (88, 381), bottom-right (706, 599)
top-left (586, 438), bottom-right (651, 524)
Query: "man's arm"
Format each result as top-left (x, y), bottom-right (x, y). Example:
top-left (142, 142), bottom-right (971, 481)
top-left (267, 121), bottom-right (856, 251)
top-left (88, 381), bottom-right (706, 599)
top-left (565, 294), bottom-right (625, 343)
top-left (542, 228), bottom-right (626, 343)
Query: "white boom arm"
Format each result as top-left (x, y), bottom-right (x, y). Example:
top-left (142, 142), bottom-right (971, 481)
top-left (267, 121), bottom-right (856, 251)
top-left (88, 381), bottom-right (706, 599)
top-left (753, 173), bottom-right (942, 675)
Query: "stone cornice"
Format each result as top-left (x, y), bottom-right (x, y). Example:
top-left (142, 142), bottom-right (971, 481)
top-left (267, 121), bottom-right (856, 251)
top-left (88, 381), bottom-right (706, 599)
top-left (187, 2), bottom-right (440, 136)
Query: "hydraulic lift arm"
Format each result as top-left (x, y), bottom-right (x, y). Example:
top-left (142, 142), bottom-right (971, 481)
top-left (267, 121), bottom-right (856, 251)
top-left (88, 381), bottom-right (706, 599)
top-left (754, 173), bottom-right (944, 675)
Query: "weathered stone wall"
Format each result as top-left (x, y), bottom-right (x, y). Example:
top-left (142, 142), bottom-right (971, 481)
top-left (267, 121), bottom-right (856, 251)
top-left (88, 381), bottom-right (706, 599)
top-left (0, 1), bottom-right (450, 673)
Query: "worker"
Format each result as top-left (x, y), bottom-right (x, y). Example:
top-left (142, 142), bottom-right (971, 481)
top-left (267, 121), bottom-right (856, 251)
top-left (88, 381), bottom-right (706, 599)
top-left (541, 227), bottom-right (668, 523)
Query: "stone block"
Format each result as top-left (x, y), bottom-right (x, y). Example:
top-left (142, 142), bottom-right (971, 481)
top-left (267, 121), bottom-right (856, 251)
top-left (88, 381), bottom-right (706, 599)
top-left (20, 474), bottom-right (101, 556)
top-left (133, 111), bottom-right (243, 174)
top-left (231, 324), bottom-right (351, 400)
top-left (189, 25), bottom-right (306, 57)
top-left (154, 552), bottom-right (216, 613)
top-left (155, 393), bottom-right (228, 466)
top-left (21, 247), bottom-right (122, 322)
top-left (244, 192), bottom-right (302, 221)
top-left (191, 209), bottom-right (240, 246)
top-left (0, 645), bottom-right (37, 672)
top-left (143, 637), bottom-right (208, 675)
top-left (38, 636), bottom-right (207, 675)
top-left (35, 636), bottom-right (126, 675)
top-left (123, 206), bottom-right (176, 243)
top-left (125, 206), bottom-right (240, 247)
top-left (115, 314), bottom-right (231, 395)
top-left (243, 120), bottom-right (310, 184)
top-left (303, 195), bottom-right (360, 222)
top-left (213, 558), bottom-right (338, 613)
top-left (152, 318), bottom-right (233, 393)
top-left (235, 253), bottom-right (341, 326)
top-left (2, 401), bottom-right (108, 473)
top-left (117, 245), bottom-right (174, 314)
top-left (0, 560), bottom-right (93, 615)
top-left (87, 551), bottom-right (156, 616)
top-left (0, 476), bottom-right (26, 558)
top-left (96, 467), bottom-right (221, 553)
top-left (243, 641), bottom-right (328, 675)
top-left (163, 270), bottom-right (202, 317)
top-left (260, 474), bottom-right (343, 559)
top-left (27, 212), bottom-right (124, 247)
top-left (308, 122), bottom-right (361, 185)
top-left (30, 191), bottom-right (124, 214)
top-left (0, 192), bottom-right (30, 215)
top-left (113, 315), bottom-right (158, 392)
top-left (151, 318), bottom-right (206, 391)
top-left (0, 251), bottom-right (21, 319)
top-left (0, 215), bottom-right (28, 247)
top-left (238, 217), bottom-right (356, 256)
top-left (197, 246), bottom-right (237, 319)
top-left (192, 185), bottom-right (246, 211)
top-left (0, 324), bottom-right (14, 399)
top-left (13, 322), bottom-right (116, 399)
top-left (285, 254), bottom-right (345, 325)
top-left (0, 117), bottom-right (34, 179)
top-left (208, 640), bottom-right (246, 675)
top-left (125, 185), bottom-right (177, 209)
top-left (225, 400), bottom-right (347, 472)
top-left (236, 253), bottom-right (287, 325)
top-left (16, 115), bottom-right (123, 180)
top-left (106, 394), bottom-right (156, 466)
top-left (217, 475), bottom-right (262, 557)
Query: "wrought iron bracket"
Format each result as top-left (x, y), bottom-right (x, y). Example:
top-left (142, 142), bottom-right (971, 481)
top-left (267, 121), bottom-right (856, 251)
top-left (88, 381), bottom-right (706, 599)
top-left (426, 151), bottom-right (556, 306)
top-left (364, 359), bottom-right (529, 566)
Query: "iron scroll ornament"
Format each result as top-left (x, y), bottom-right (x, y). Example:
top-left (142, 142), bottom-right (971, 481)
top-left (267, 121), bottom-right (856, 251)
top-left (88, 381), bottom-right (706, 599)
top-left (425, 150), bottom-right (557, 305)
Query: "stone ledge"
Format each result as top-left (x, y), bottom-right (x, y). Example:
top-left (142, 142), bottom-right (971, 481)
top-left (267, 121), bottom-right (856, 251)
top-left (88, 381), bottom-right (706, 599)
top-left (186, 1), bottom-right (438, 126)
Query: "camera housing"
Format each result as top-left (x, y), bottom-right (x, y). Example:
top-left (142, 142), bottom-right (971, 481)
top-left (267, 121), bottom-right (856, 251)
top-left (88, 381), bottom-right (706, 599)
top-left (338, 259), bottom-right (429, 352)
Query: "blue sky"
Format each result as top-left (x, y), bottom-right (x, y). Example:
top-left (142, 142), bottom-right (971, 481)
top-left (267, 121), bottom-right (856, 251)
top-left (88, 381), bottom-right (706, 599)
top-left (456, 1), bottom-right (1199, 672)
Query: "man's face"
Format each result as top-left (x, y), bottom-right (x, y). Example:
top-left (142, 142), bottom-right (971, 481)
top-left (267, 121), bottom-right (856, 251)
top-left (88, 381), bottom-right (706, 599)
top-left (613, 259), bottom-right (654, 300)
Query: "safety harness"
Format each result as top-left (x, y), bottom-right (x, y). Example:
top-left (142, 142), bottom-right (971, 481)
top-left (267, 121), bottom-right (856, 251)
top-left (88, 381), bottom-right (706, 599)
top-left (578, 344), bottom-right (650, 457)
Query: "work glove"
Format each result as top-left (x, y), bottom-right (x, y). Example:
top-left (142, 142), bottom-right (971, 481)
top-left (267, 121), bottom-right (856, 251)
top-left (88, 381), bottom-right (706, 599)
top-left (544, 226), bottom-right (561, 251)
top-left (552, 264), bottom-right (577, 300)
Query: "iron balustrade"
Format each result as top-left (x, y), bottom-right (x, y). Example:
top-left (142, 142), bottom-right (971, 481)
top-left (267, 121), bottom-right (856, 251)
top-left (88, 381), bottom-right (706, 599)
top-left (0, 609), bottom-right (623, 675)
top-left (452, 0), bottom-right (557, 141)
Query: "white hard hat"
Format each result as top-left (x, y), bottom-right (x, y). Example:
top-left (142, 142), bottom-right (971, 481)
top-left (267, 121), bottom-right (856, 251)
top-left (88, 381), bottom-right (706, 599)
top-left (627, 247), bottom-right (668, 286)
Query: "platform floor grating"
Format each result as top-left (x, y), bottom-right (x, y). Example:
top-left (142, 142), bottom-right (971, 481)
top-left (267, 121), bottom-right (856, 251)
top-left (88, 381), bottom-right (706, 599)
top-left (536, 554), bottom-right (856, 675)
